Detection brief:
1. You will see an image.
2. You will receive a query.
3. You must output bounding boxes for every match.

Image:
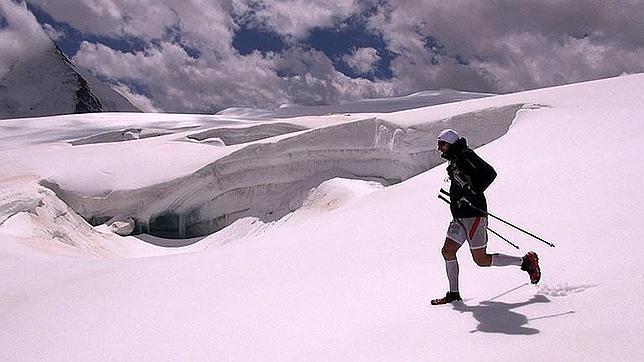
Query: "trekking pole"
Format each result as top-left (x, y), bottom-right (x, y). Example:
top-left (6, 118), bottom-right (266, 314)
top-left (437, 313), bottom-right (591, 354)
top-left (440, 189), bottom-right (556, 248)
top-left (487, 228), bottom-right (519, 250)
top-left (438, 194), bottom-right (451, 205)
top-left (438, 194), bottom-right (519, 250)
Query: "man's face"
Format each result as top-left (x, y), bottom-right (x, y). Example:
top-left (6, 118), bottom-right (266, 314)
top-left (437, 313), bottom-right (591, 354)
top-left (438, 140), bottom-right (450, 154)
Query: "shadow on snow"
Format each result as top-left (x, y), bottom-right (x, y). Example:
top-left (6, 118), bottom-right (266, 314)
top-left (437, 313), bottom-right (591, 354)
top-left (452, 284), bottom-right (576, 335)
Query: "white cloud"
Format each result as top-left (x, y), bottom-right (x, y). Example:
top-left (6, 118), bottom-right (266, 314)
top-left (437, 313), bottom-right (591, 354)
top-left (0, 1), bottom-right (51, 77)
top-left (369, 0), bottom-right (644, 93)
top-left (233, 0), bottom-right (358, 40)
top-left (74, 41), bottom-right (394, 112)
top-left (74, 40), bottom-right (289, 112)
top-left (111, 83), bottom-right (159, 112)
top-left (5, 1), bottom-right (391, 112)
top-left (27, 0), bottom-right (179, 39)
top-left (277, 47), bottom-right (394, 105)
top-left (42, 23), bottom-right (64, 40)
top-left (470, 33), bottom-right (644, 92)
top-left (15, 0), bottom-right (644, 112)
top-left (28, 0), bottom-right (236, 58)
top-left (343, 47), bottom-right (380, 75)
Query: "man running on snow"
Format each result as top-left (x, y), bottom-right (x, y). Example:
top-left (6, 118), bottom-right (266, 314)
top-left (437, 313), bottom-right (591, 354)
top-left (431, 129), bottom-right (541, 305)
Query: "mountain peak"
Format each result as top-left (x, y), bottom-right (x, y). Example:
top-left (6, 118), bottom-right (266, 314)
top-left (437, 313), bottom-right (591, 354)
top-left (0, 39), bottom-right (140, 120)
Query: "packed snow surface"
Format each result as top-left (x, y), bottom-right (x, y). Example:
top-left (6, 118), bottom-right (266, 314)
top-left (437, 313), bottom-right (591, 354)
top-left (1, 74), bottom-right (644, 360)
top-left (216, 89), bottom-right (492, 118)
top-left (0, 94), bottom-right (519, 239)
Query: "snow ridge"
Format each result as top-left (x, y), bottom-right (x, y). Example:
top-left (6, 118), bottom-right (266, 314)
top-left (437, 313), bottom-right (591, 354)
top-left (187, 122), bottom-right (308, 145)
top-left (43, 106), bottom-right (519, 240)
top-left (217, 89), bottom-right (493, 118)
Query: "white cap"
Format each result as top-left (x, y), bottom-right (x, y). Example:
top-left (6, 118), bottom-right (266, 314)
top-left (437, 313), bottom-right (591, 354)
top-left (437, 129), bottom-right (460, 144)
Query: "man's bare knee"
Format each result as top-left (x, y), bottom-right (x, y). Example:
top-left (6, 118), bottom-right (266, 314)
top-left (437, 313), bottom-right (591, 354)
top-left (441, 246), bottom-right (455, 259)
top-left (441, 239), bottom-right (460, 260)
top-left (472, 252), bottom-right (492, 267)
top-left (473, 257), bottom-right (488, 267)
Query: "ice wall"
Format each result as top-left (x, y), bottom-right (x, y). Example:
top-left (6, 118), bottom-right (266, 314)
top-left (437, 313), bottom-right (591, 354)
top-left (44, 105), bottom-right (521, 240)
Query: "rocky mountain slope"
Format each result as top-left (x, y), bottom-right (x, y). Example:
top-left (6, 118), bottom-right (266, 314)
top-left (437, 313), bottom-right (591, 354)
top-left (0, 41), bottom-right (139, 120)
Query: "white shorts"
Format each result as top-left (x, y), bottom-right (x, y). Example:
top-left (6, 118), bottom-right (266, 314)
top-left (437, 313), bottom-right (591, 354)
top-left (446, 217), bottom-right (488, 250)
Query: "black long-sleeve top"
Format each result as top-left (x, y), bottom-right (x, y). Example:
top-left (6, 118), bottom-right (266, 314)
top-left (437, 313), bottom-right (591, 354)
top-left (441, 137), bottom-right (497, 218)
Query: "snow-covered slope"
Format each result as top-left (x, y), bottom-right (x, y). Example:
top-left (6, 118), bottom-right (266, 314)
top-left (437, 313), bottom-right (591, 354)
top-left (217, 89), bottom-right (493, 118)
top-left (0, 42), bottom-right (139, 120)
top-left (1, 74), bottom-right (644, 360)
top-left (0, 104), bottom-right (519, 240)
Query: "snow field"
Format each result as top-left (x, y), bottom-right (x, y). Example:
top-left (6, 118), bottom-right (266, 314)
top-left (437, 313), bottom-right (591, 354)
top-left (11, 104), bottom-right (517, 242)
top-left (1, 74), bottom-right (644, 360)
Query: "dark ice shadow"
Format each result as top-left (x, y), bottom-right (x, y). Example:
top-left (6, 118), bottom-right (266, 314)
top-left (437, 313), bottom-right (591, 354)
top-left (452, 293), bottom-right (574, 335)
top-left (134, 233), bottom-right (206, 247)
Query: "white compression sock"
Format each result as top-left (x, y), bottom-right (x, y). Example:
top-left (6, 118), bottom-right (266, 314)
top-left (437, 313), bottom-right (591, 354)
top-left (445, 259), bottom-right (459, 292)
top-left (491, 253), bottom-right (523, 267)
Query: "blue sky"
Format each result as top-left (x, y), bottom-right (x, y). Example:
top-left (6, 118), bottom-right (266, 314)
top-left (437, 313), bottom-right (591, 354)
top-left (2, 1), bottom-right (644, 113)
top-left (29, 1), bottom-right (397, 82)
top-left (28, 4), bottom-right (145, 54)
